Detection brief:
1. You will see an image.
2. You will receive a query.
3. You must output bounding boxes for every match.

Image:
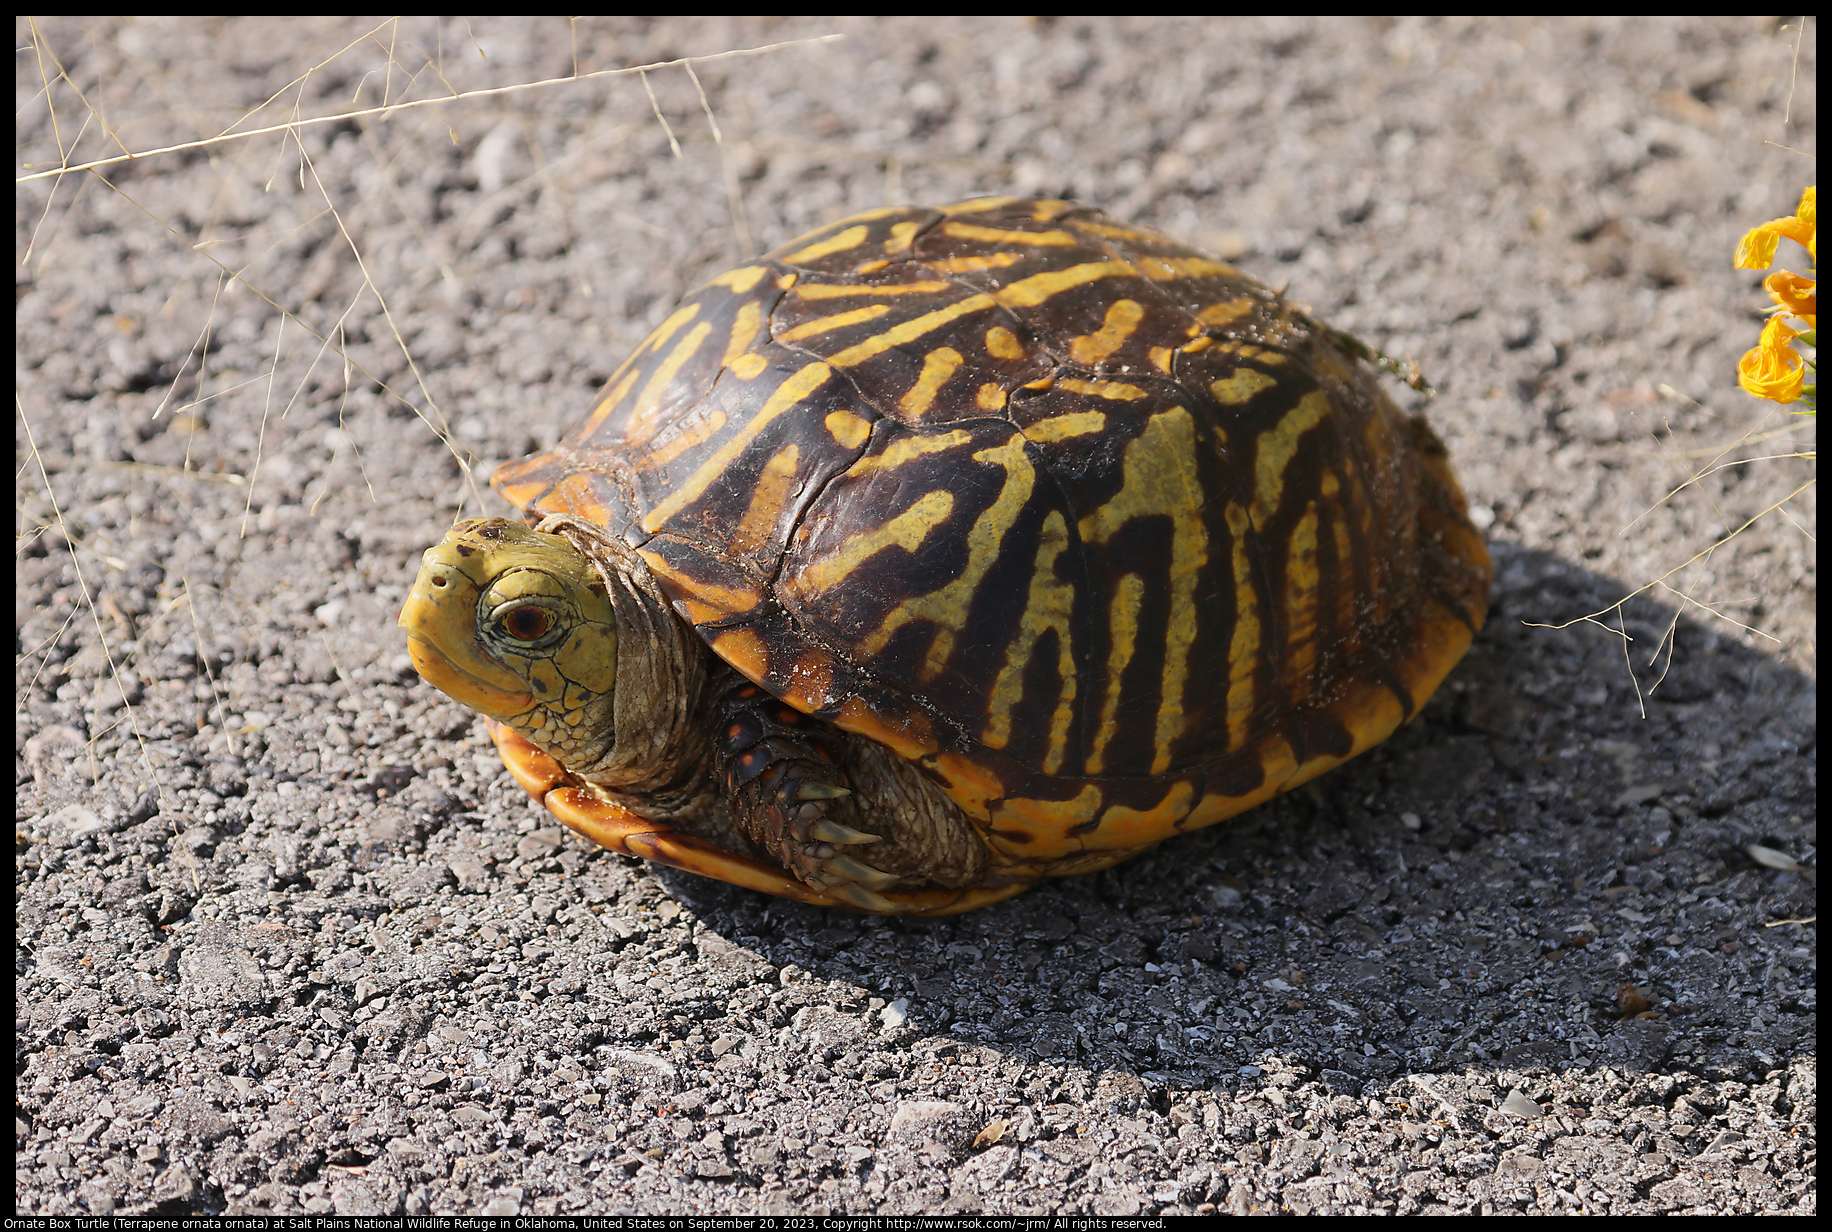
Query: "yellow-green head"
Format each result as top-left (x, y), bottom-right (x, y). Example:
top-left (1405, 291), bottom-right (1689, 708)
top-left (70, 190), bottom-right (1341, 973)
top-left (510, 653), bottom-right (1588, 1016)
top-left (399, 518), bottom-right (619, 769)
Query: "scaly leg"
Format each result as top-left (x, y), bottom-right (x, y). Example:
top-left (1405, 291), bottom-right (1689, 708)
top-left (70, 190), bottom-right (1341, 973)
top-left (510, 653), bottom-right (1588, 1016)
top-left (713, 681), bottom-right (904, 911)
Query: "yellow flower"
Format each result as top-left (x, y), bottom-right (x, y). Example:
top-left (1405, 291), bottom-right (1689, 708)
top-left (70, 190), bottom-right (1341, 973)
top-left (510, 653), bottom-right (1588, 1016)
top-left (1765, 269), bottom-right (1816, 328)
top-left (1738, 315), bottom-right (1806, 404)
top-left (1735, 185), bottom-right (1816, 268)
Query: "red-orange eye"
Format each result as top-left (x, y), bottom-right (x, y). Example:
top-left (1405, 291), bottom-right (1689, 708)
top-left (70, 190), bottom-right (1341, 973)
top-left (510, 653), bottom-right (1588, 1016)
top-left (501, 606), bottom-right (553, 641)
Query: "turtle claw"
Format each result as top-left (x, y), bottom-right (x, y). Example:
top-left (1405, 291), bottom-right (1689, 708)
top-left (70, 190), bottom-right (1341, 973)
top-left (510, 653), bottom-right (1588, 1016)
top-left (828, 882), bottom-right (899, 913)
top-left (809, 818), bottom-right (880, 845)
top-left (825, 852), bottom-right (900, 891)
top-left (712, 677), bottom-right (900, 904)
top-left (787, 802), bottom-right (895, 898)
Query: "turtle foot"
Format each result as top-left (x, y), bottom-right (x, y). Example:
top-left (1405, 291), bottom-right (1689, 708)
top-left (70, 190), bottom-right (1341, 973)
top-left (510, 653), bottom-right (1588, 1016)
top-left (713, 679), bottom-right (902, 900)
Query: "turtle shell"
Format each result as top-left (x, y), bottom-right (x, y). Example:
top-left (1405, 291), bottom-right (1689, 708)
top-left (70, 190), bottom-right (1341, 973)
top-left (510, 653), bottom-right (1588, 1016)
top-left (493, 196), bottom-right (1490, 890)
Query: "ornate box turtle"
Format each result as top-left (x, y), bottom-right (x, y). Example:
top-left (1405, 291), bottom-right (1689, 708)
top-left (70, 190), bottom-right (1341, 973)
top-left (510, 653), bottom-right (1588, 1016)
top-left (400, 197), bottom-right (1491, 914)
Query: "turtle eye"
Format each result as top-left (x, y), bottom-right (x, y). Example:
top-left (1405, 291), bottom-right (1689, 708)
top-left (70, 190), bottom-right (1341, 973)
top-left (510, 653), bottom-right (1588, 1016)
top-left (500, 605), bottom-right (554, 642)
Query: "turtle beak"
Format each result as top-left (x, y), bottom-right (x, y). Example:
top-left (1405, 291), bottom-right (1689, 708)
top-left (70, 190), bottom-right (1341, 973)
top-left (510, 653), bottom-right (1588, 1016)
top-left (399, 541), bottom-right (537, 721)
top-left (402, 630), bottom-right (535, 719)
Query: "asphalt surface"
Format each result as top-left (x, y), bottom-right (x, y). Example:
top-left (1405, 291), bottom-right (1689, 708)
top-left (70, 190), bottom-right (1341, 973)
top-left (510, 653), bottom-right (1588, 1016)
top-left (16, 16), bottom-right (1816, 1216)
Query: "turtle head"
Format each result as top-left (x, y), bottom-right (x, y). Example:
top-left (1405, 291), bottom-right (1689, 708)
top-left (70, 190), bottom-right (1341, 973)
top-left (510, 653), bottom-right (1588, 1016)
top-left (399, 518), bottom-right (619, 770)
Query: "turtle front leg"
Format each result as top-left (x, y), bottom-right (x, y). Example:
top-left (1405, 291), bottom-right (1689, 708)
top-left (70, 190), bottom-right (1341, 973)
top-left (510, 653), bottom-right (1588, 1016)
top-left (713, 682), bottom-right (903, 911)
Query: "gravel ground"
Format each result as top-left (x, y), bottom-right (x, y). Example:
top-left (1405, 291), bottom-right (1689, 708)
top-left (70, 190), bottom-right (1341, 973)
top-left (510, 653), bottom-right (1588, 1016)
top-left (16, 16), bottom-right (1815, 1216)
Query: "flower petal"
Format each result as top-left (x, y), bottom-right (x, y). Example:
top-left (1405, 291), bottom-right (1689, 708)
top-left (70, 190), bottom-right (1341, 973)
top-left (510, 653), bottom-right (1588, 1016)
top-left (1735, 187), bottom-right (1817, 267)
top-left (1735, 225), bottom-right (1782, 270)
top-left (1759, 314), bottom-right (1803, 349)
top-left (1738, 330), bottom-right (1806, 404)
top-left (1764, 270), bottom-right (1817, 327)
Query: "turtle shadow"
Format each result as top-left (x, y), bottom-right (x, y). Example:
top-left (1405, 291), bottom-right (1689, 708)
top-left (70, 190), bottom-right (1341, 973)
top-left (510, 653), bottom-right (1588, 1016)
top-left (654, 540), bottom-right (1814, 1094)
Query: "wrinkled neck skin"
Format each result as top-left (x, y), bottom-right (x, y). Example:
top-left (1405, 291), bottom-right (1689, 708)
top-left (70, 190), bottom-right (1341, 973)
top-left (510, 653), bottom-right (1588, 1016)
top-left (533, 513), bottom-right (718, 818)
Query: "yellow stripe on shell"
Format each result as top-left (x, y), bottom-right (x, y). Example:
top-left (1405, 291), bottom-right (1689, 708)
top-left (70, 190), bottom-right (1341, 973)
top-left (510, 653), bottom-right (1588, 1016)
top-left (1066, 219), bottom-right (1159, 243)
top-left (986, 786), bottom-right (1103, 855)
top-left (925, 253), bottom-right (1027, 274)
top-left (642, 301), bottom-right (703, 351)
top-left (981, 509), bottom-right (1077, 773)
top-left (710, 627), bottom-right (772, 685)
top-left (639, 362), bottom-right (834, 533)
top-left (884, 221), bottom-right (922, 253)
top-left (824, 410), bottom-right (872, 449)
top-left (1278, 674), bottom-right (1409, 796)
top-left (624, 319), bottom-right (715, 440)
top-left (1224, 501), bottom-right (1260, 752)
top-left (731, 444), bottom-right (801, 556)
top-left (1085, 571), bottom-right (1143, 777)
top-left (1021, 411), bottom-right (1106, 443)
top-left (634, 409), bottom-right (727, 472)
top-left (1210, 369), bottom-right (1277, 406)
top-left (1197, 298), bottom-right (1256, 328)
top-left (1136, 255), bottom-right (1242, 281)
top-left (832, 205), bottom-right (908, 223)
top-left (1282, 501), bottom-right (1321, 701)
top-left (665, 595), bottom-right (742, 628)
top-left (940, 222), bottom-right (1079, 247)
top-left (791, 489), bottom-right (955, 593)
top-left (1213, 339), bottom-right (1287, 365)
top-left (721, 301), bottom-right (765, 367)
top-left (898, 347), bottom-right (965, 417)
top-left (1250, 388), bottom-right (1329, 528)
top-left (1183, 738), bottom-right (1298, 829)
top-left (776, 303), bottom-right (892, 343)
top-left (1054, 378), bottom-right (1147, 401)
top-left (705, 265), bottom-right (771, 293)
top-left (637, 549), bottom-right (763, 622)
top-left (993, 260), bottom-right (1136, 310)
top-left (776, 652), bottom-right (835, 714)
top-left (493, 474), bottom-right (554, 512)
top-left (536, 472), bottom-right (617, 523)
top-left (940, 196), bottom-right (1025, 215)
top-left (826, 294), bottom-right (996, 368)
top-left (1068, 298), bottom-right (1144, 365)
top-left (728, 352), bottom-right (769, 381)
top-left (859, 436), bottom-right (1035, 680)
top-left (834, 695), bottom-right (938, 759)
top-left (927, 752), bottom-right (1007, 821)
top-left (1325, 479), bottom-right (1354, 644)
top-left (822, 262), bottom-right (1135, 371)
top-left (575, 363), bottom-right (643, 439)
top-left (781, 225), bottom-right (871, 264)
top-left (794, 280), bottom-right (953, 298)
top-left (1085, 781), bottom-right (1195, 851)
top-left (845, 430), bottom-right (972, 476)
top-left (984, 326), bottom-right (1024, 359)
top-left (1360, 402), bottom-right (1398, 465)
top-left (1078, 406), bottom-right (1208, 774)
